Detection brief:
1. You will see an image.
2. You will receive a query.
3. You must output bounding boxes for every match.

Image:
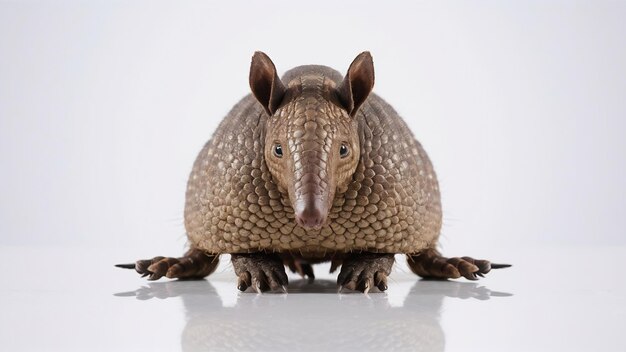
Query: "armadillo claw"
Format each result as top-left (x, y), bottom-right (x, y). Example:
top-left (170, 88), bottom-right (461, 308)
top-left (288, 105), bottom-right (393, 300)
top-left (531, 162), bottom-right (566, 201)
top-left (407, 249), bottom-right (511, 280)
top-left (119, 249), bottom-right (219, 281)
top-left (231, 253), bottom-right (288, 293)
top-left (336, 253), bottom-right (394, 293)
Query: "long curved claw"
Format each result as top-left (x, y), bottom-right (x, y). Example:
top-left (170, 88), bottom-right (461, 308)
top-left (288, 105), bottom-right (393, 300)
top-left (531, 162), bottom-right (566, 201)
top-left (407, 249), bottom-right (511, 280)
top-left (336, 253), bottom-right (394, 293)
top-left (232, 253), bottom-right (289, 293)
top-left (115, 250), bottom-right (219, 281)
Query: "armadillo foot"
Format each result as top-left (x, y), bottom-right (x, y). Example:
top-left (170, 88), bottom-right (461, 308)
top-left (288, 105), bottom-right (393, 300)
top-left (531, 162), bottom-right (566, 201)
top-left (116, 248), bottom-right (219, 281)
top-left (336, 252), bottom-right (395, 293)
top-left (231, 253), bottom-right (288, 293)
top-left (282, 256), bottom-right (315, 281)
top-left (406, 248), bottom-right (511, 280)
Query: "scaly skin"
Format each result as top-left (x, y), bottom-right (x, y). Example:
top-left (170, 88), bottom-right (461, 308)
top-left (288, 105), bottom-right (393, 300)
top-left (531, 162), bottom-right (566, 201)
top-left (120, 52), bottom-right (509, 292)
top-left (184, 73), bottom-right (441, 255)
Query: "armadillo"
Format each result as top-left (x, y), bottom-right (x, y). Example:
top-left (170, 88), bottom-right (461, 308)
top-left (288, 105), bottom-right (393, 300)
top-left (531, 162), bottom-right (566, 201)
top-left (117, 51), bottom-right (509, 293)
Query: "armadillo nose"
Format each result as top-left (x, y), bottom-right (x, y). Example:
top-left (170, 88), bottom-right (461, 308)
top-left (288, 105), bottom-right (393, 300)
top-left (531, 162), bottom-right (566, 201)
top-left (294, 201), bottom-right (327, 229)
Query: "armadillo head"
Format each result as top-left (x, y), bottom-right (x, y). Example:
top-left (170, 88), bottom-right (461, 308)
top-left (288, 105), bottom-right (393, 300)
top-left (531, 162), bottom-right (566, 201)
top-left (249, 52), bottom-right (374, 230)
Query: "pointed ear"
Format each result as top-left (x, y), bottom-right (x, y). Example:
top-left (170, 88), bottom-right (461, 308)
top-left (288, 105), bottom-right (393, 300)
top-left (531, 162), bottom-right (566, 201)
top-left (337, 51), bottom-right (375, 117)
top-left (249, 51), bottom-right (286, 115)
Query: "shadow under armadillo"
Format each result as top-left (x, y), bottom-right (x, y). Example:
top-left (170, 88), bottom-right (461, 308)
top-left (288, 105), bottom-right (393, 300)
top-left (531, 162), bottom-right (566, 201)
top-left (115, 279), bottom-right (512, 352)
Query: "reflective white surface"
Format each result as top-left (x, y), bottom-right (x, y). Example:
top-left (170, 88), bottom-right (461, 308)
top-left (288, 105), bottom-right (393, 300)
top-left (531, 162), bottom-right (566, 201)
top-left (1, 246), bottom-right (624, 351)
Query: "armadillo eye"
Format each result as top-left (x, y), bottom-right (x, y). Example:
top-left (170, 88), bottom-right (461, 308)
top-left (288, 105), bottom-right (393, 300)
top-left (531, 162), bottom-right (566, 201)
top-left (339, 143), bottom-right (349, 158)
top-left (274, 143), bottom-right (283, 158)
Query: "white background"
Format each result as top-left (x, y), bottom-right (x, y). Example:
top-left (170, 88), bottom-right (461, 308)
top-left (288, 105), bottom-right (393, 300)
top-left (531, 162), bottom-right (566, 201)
top-left (1, 0), bottom-right (625, 253)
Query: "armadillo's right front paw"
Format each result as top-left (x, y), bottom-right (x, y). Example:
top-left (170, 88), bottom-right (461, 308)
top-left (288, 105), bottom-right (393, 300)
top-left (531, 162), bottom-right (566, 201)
top-left (231, 253), bottom-right (288, 293)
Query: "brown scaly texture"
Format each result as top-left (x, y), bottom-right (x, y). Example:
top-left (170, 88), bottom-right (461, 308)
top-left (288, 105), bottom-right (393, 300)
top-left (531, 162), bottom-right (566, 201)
top-left (119, 52), bottom-right (509, 292)
top-left (184, 71), bottom-right (441, 256)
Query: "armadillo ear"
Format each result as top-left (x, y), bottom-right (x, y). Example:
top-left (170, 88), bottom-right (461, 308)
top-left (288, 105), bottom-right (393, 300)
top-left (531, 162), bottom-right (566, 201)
top-left (337, 51), bottom-right (375, 117)
top-left (249, 51), bottom-right (286, 116)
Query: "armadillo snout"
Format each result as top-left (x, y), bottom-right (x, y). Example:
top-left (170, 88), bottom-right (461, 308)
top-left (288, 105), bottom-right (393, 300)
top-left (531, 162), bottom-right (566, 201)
top-left (294, 200), bottom-right (327, 229)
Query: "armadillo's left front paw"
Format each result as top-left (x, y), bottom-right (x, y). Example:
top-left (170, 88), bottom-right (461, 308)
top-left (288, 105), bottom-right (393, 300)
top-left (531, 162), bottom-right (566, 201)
top-left (231, 253), bottom-right (288, 293)
top-left (337, 253), bottom-right (395, 293)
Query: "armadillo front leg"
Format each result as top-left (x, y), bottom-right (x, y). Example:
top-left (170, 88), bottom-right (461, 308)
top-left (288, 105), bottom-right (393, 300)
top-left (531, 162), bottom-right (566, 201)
top-left (231, 253), bottom-right (289, 293)
top-left (122, 248), bottom-right (219, 280)
top-left (407, 248), bottom-right (510, 280)
top-left (337, 253), bottom-right (395, 293)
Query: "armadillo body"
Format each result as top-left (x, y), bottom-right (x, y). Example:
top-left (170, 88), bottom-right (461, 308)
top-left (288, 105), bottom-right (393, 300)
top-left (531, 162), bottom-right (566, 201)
top-left (119, 52), bottom-right (508, 292)
top-left (184, 66), bottom-right (442, 259)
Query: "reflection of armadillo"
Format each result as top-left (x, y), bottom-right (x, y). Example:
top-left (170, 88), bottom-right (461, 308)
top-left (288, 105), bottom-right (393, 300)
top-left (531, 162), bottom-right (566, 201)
top-left (118, 52), bottom-right (510, 293)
